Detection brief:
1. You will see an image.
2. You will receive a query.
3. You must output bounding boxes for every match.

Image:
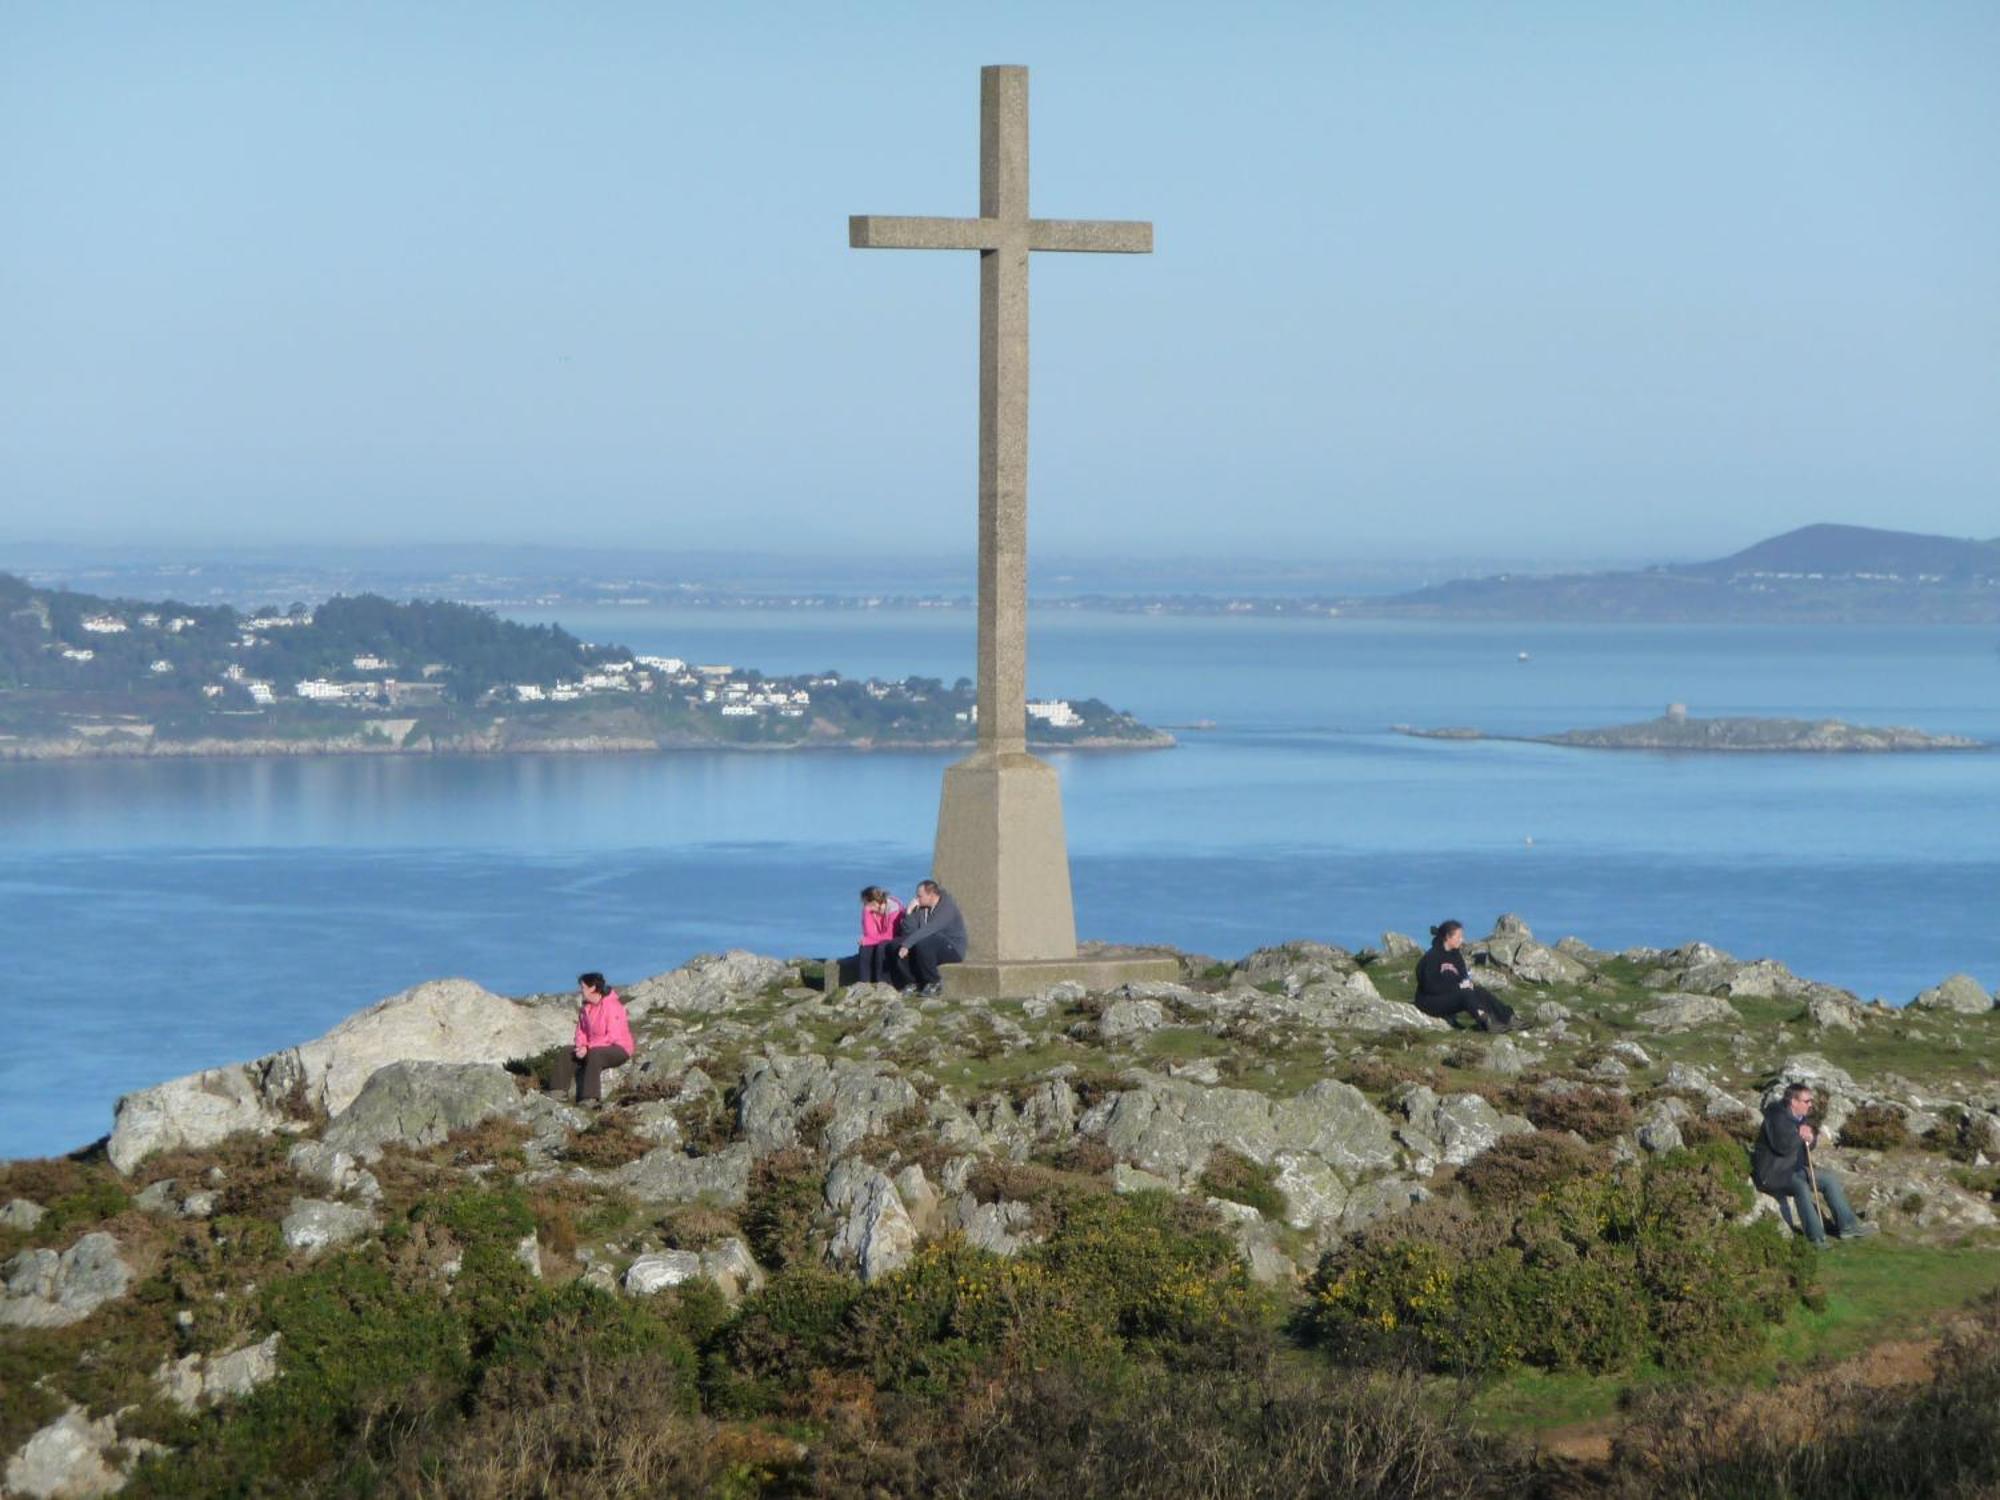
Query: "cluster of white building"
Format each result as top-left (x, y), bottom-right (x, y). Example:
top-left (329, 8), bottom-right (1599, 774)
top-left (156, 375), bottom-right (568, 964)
top-left (75, 611), bottom-right (198, 637)
top-left (956, 699), bottom-right (1087, 729)
top-left (501, 654), bottom-right (815, 720)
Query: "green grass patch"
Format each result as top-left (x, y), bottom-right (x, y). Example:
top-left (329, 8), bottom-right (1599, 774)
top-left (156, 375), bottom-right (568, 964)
top-left (1138, 1027), bottom-right (1217, 1063)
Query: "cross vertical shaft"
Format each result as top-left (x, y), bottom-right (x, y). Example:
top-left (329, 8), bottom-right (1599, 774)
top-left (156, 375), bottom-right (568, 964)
top-left (980, 64), bottom-right (1030, 753)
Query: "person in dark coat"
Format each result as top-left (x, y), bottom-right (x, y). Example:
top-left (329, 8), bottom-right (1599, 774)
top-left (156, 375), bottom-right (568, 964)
top-left (892, 879), bottom-right (966, 996)
top-left (1753, 1081), bottom-right (1878, 1247)
top-left (1412, 920), bottom-right (1514, 1032)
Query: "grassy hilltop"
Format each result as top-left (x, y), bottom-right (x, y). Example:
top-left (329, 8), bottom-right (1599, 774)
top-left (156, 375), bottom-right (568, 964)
top-left (3, 921), bottom-right (1998, 1497)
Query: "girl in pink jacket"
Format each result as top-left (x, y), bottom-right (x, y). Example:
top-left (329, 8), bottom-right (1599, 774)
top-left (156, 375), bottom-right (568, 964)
top-left (857, 886), bottom-right (902, 985)
top-left (549, 971), bottom-right (634, 1104)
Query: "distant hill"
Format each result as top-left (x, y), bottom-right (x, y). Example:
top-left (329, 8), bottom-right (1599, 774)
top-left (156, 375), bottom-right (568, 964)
top-left (1357, 524), bottom-right (2000, 622)
top-left (1682, 524), bottom-right (2000, 583)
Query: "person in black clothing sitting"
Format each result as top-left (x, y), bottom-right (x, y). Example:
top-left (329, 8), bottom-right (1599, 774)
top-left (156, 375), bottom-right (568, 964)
top-left (891, 879), bottom-right (967, 997)
top-left (1413, 919), bottom-right (1515, 1032)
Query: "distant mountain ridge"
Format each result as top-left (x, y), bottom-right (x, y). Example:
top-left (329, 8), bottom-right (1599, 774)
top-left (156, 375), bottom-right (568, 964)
top-left (1360, 524), bottom-right (2000, 622)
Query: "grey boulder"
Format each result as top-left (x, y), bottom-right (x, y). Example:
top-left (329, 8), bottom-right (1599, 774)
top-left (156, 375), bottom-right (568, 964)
top-left (4, 1407), bottom-right (138, 1499)
top-left (1909, 974), bottom-right (1996, 1015)
top-left (610, 1142), bottom-right (753, 1208)
top-left (826, 1159), bottom-right (920, 1280)
top-left (320, 1061), bottom-right (522, 1159)
top-left (1097, 997), bottom-right (1166, 1042)
top-left (281, 1198), bottom-right (378, 1255)
top-left (1, 1234), bottom-right (133, 1329)
top-left (1635, 992), bottom-right (1741, 1030)
top-left (155, 1333), bottom-right (283, 1411)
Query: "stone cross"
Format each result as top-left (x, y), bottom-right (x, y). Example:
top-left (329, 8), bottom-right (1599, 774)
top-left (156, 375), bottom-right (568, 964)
top-left (850, 64), bottom-right (1151, 754)
top-left (849, 65), bottom-right (1175, 996)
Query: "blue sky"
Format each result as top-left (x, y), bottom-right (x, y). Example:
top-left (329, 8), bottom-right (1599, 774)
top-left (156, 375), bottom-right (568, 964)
top-left (2, 2), bottom-right (1995, 564)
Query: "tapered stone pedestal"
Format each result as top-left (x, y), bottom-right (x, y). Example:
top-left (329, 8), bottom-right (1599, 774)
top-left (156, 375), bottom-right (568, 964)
top-left (931, 748), bottom-right (1180, 999)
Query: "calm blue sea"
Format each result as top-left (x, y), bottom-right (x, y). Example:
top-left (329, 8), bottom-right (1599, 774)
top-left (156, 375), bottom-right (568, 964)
top-left (3, 610), bottom-right (1997, 1160)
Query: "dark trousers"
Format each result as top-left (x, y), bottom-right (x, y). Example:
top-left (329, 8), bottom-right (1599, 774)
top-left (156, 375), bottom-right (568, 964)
top-left (857, 941), bottom-right (895, 984)
top-left (902, 939), bottom-right (962, 989)
top-left (1415, 984), bottom-right (1514, 1030)
top-left (549, 1044), bottom-right (630, 1103)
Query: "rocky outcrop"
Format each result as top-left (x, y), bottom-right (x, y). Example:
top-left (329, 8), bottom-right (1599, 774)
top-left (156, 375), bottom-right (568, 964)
top-left (105, 1062), bottom-right (290, 1177)
top-left (108, 978), bottom-right (569, 1173)
top-left (736, 1055), bottom-right (920, 1156)
top-left (623, 951), bottom-right (797, 1019)
top-left (1080, 1077), bottom-right (1398, 1192)
top-left (1909, 974), bottom-right (1995, 1015)
top-left (1804, 990), bottom-right (1867, 1031)
top-left (1, 1234), bottom-right (133, 1329)
top-left (825, 1158), bottom-right (922, 1280)
top-left (1231, 942), bottom-right (1357, 991)
top-left (1392, 1086), bottom-right (1533, 1171)
top-left (1478, 917), bottom-right (1590, 986)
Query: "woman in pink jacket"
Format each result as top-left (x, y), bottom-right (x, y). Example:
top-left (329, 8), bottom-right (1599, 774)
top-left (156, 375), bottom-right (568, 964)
top-left (549, 971), bottom-right (635, 1105)
top-left (856, 886), bottom-right (902, 985)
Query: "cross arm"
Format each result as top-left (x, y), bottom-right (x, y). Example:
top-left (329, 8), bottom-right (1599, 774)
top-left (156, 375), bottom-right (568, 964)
top-left (850, 215), bottom-right (997, 250)
top-left (1027, 219), bottom-right (1153, 254)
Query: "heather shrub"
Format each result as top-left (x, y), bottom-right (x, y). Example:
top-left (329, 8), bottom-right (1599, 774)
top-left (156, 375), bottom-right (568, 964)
top-left (1301, 1145), bottom-right (1814, 1377)
top-left (502, 1042), bottom-right (571, 1094)
top-left (558, 1113), bottom-right (652, 1169)
top-left (704, 1265), bottom-right (862, 1414)
top-left (1525, 1085), bottom-right (1636, 1142)
top-left (1837, 1102), bottom-right (1912, 1151)
top-left (1456, 1129), bottom-right (1604, 1205)
top-left (741, 1147), bottom-right (824, 1271)
top-left (806, 1363), bottom-right (1533, 1500)
top-left (1198, 1146), bottom-right (1287, 1219)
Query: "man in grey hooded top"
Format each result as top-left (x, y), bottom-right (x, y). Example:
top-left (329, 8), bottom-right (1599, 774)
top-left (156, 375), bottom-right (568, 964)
top-left (895, 879), bottom-right (966, 995)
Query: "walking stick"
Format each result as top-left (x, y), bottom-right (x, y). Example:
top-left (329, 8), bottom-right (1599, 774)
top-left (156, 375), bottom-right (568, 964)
top-left (1804, 1137), bottom-right (1832, 1229)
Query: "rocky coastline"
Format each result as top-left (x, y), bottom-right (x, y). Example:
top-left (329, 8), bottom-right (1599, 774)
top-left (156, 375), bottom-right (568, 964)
top-left (4, 919), bottom-right (1996, 1496)
top-left (0, 727), bottom-right (1176, 763)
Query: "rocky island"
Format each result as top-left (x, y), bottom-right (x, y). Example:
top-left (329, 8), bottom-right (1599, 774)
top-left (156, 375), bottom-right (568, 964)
top-left (0, 573), bottom-right (1169, 759)
top-left (4, 917), bottom-right (1998, 1496)
top-left (1397, 702), bottom-right (1985, 753)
